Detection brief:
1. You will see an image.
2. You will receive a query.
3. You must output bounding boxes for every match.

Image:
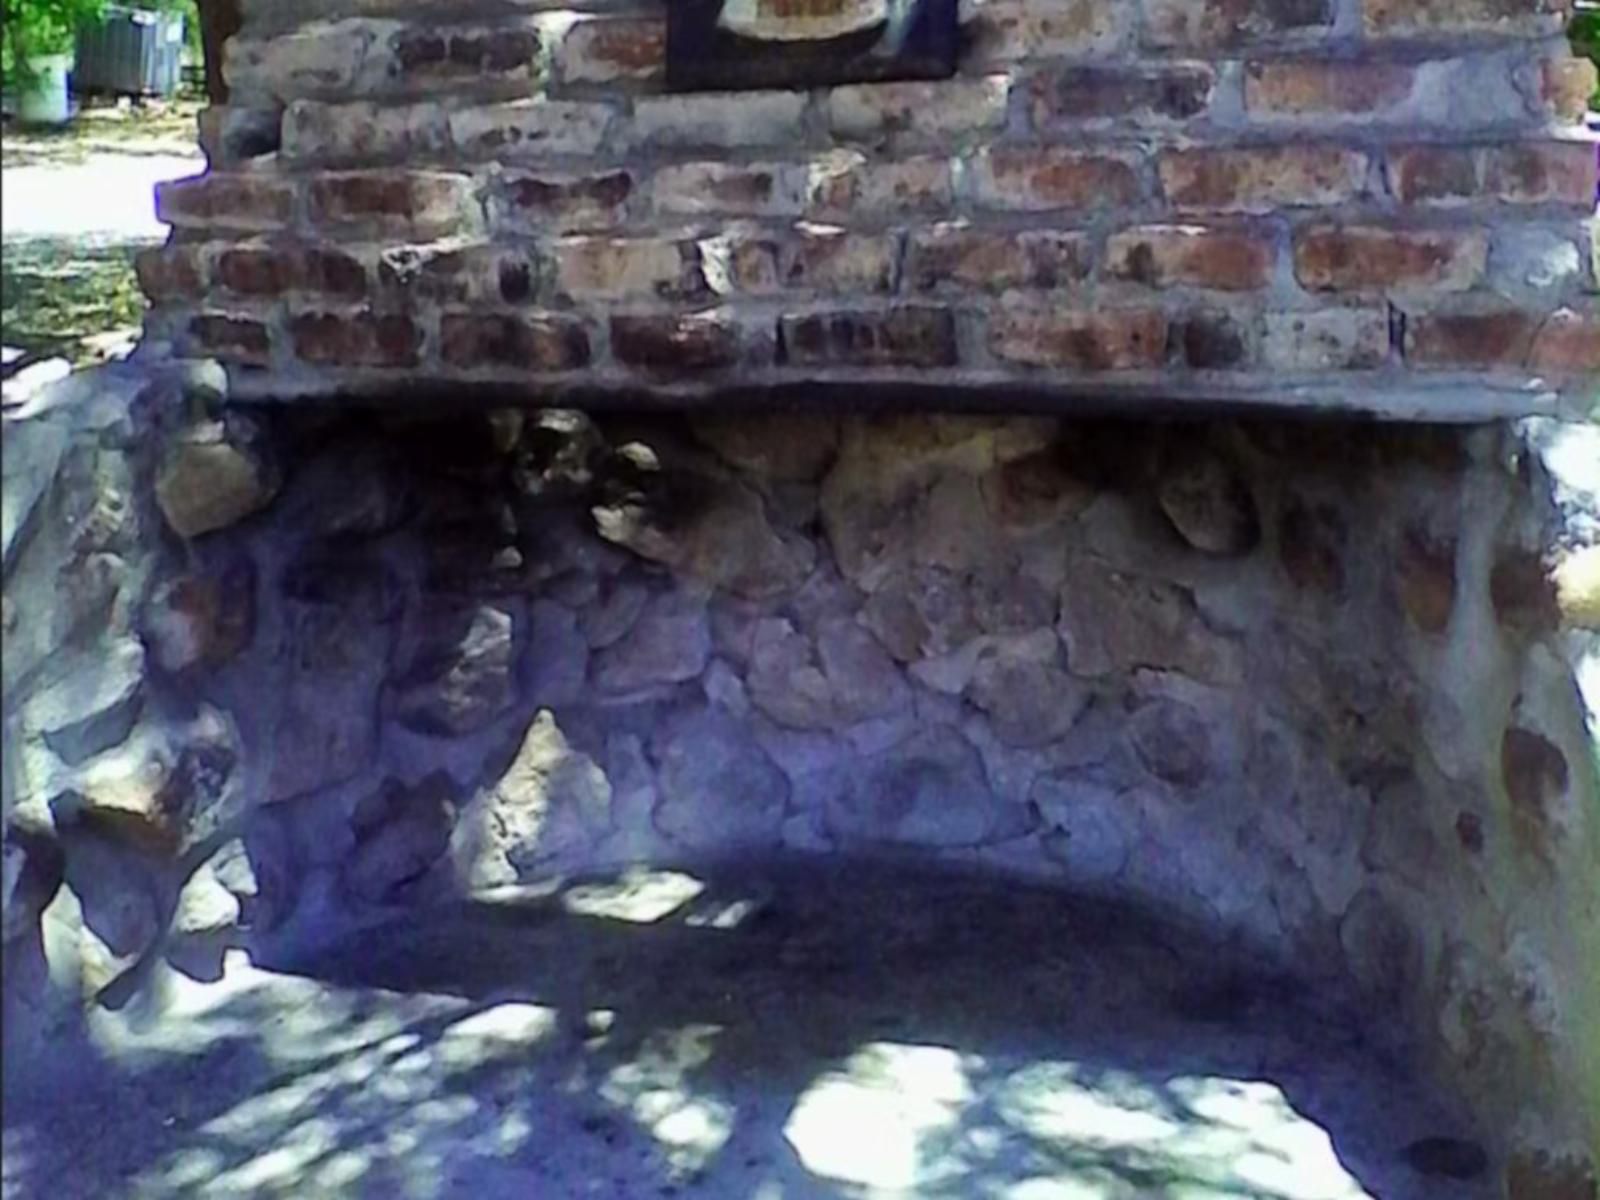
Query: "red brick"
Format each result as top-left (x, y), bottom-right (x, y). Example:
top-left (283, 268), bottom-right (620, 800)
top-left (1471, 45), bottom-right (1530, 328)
top-left (1031, 66), bottom-right (1216, 126)
top-left (551, 237), bottom-right (705, 300)
top-left (135, 246), bottom-right (206, 302)
top-left (215, 246), bottom-right (366, 298)
top-left (1294, 227), bottom-right (1487, 292)
top-left (1160, 146), bottom-right (1369, 210)
top-left (189, 314), bottom-right (272, 365)
top-left (780, 307), bottom-right (957, 367)
top-left (783, 230), bottom-right (898, 293)
top-left (377, 245), bottom-right (536, 305)
top-left (806, 155), bottom-right (954, 217)
top-left (1530, 308), bottom-right (1600, 373)
top-left (1365, 0), bottom-right (1567, 37)
top-left (611, 311), bottom-right (743, 370)
top-left (1144, 0), bottom-right (1332, 47)
top-left (1178, 310), bottom-right (1256, 368)
top-left (439, 314), bottom-right (590, 370)
top-left (308, 171), bottom-right (476, 237)
top-left (973, 148), bottom-right (1142, 211)
top-left (290, 312), bottom-right (422, 368)
top-left (390, 25), bottom-right (541, 82)
top-left (1484, 143), bottom-right (1598, 206)
top-left (651, 162), bottom-right (803, 217)
top-left (493, 170), bottom-right (633, 232)
top-left (962, 0), bottom-right (1131, 61)
top-left (989, 308), bottom-right (1168, 368)
top-left (558, 17), bottom-right (665, 84)
top-left (156, 174), bottom-right (295, 231)
top-left (1244, 61), bottom-right (1417, 115)
top-left (1104, 225), bottom-right (1274, 290)
top-left (1404, 310), bottom-right (1539, 367)
top-left (1388, 147), bottom-right (1480, 204)
top-left (907, 227), bottom-right (1093, 293)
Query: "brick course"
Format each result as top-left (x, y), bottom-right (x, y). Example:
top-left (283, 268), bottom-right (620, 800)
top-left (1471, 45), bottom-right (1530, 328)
top-left (149, 0), bottom-right (1599, 415)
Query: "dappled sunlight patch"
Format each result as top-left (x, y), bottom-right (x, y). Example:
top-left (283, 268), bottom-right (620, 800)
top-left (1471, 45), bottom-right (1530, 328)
top-left (601, 1022), bottom-right (735, 1174)
top-left (783, 1042), bottom-right (977, 1190)
top-left (561, 869), bottom-right (707, 923)
top-left (997, 1064), bottom-right (1185, 1147)
top-left (431, 1002), bottom-right (560, 1072)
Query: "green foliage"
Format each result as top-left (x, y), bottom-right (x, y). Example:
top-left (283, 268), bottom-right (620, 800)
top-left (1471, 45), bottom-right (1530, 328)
top-left (1573, 4), bottom-right (1600, 113)
top-left (3, 0), bottom-right (105, 82)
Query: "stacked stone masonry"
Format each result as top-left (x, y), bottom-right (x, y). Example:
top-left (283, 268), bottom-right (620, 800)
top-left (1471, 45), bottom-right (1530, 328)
top-left (138, 0), bottom-right (1599, 416)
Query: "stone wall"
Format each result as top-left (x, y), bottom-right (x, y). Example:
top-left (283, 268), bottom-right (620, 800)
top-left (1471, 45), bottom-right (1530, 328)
top-left (136, 0), bottom-right (1599, 417)
top-left (3, 365), bottom-right (1598, 1189)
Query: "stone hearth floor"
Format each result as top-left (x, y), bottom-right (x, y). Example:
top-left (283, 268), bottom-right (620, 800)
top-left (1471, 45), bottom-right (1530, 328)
top-left (2, 860), bottom-right (1496, 1200)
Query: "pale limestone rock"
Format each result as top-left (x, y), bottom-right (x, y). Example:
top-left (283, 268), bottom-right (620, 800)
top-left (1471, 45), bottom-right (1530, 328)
top-left (26, 639), bottom-right (145, 768)
top-left (395, 602), bottom-right (519, 737)
top-left (155, 416), bottom-right (280, 539)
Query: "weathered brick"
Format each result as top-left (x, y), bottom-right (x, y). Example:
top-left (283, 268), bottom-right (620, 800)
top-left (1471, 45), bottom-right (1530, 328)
top-left (189, 314), bottom-right (273, 365)
top-left (632, 91), bottom-right (808, 149)
top-left (156, 174), bottom-right (296, 231)
top-left (558, 17), bottom-right (665, 85)
top-left (308, 171), bottom-right (477, 237)
top-left (973, 148), bottom-right (1142, 211)
top-left (1295, 227), bottom-right (1488, 292)
top-left (961, 0), bottom-right (1132, 62)
top-left (215, 246), bottom-right (366, 298)
top-left (552, 237), bottom-right (705, 300)
top-left (282, 100), bottom-right (449, 161)
top-left (1143, 0), bottom-right (1332, 47)
top-left (1405, 310), bottom-right (1539, 367)
top-left (611, 312), bottom-right (743, 370)
top-left (390, 25), bottom-right (539, 83)
top-left (1529, 308), bottom-right (1600, 372)
top-left (781, 307), bottom-right (957, 367)
top-left (829, 77), bottom-right (1010, 142)
top-left (989, 308), bottom-right (1168, 367)
top-left (806, 154), bottom-right (955, 216)
top-left (448, 101), bottom-right (615, 159)
top-left (1364, 0), bottom-right (1567, 38)
top-left (1484, 143), bottom-right (1598, 206)
top-left (492, 171), bottom-right (633, 233)
top-left (907, 226), bottom-right (1093, 292)
top-left (785, 229), bottom-right (899, 293)
top-left (1179, 310), bottom-right (1256, 368)
top-left (1532, 57), bottom-right (1600, 124)
top-left (1104, 225), bottom-right (1274, 290)
top-left (197, 105), bottom-right (281, 166)
top-left (135, 246), bottom-right (207, 302)
top-left (651, 162), bottom-right (805, 217)
top-left (1388, 146), bottom-right (1480, 204)
top-left (378, 244), bottom-right (537, 305)
top-left (701, 233), bottom-right (784, 294)
top-left (1031, 66), bottom-right (1216, 126)
top-left (439, 313), bottom-right (590, 370)
top-left (1244, 61), bottom-right (1417, 116)
top-left (1160, 146), bottom-right (1369, 211)
top-left (223, 25), bottom-right (372, 100)
top-left (290, 312), bottom-right (422, 368)
top-left (1262, 308), bottom-right (1390, 369)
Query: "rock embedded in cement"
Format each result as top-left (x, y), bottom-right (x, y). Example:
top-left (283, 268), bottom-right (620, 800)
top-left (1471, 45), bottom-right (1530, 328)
top-left (394, 602), bottom-right (520, 737)
top-left (155, 415), bottom-right (281, 539)
top-left (654, 711), bottom-right (789, 849)
top-left (1155, 449), bottom-right (1260, 556)
top-left (28, 639), bottom-right (145, 767)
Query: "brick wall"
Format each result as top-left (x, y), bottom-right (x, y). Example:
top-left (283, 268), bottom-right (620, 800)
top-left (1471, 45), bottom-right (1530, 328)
top-left (142, 0), bottom-right (1599, 417)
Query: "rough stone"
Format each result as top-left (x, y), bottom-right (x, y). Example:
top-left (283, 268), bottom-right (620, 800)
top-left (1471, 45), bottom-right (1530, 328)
top-left (27, 640), bottom-right (145, 768)
top-left (142, 560), bottom-right (257, 672)
top-left (593, 592), bottom-right (710, 694)
top-left (968, 649), bottom-right (1092, 748)
top-left (1155, 450), bottom-right (1260, 556)
top-left (526, 599), bottom-right (590, 705)
top-left (344, 773), bottom-right (456, 903)
top-left (155, 416), bottom-right (281, 539)
top-left (1058, 564), bottom-right (1244, 686)
top-left (454, 711), bottom-right (613, 888)
top-left (654, 712), bottom-right (789, 849)
top-left (749, 618), bottom-right (835, 730)
top-left (394, 602), bottom-right (519, 737)
top-left (1129, 698), bottom-right (1213, 787)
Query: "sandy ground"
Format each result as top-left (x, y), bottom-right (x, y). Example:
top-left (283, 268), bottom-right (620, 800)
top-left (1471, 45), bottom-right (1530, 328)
top-left (2, 860), bottom-right (1498, 1200)
top-left (0, 151), bottom-right (199, 243)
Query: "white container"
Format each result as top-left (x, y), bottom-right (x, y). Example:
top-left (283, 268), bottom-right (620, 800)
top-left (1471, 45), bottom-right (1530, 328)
top-left (15, 54), bottom-right (73, 126)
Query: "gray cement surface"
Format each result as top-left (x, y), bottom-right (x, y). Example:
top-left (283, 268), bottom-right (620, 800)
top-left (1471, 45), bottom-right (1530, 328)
top-left (2, 860), bottom-right (1498, 1199)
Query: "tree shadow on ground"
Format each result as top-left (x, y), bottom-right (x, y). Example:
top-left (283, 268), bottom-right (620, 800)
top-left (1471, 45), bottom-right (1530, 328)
top-left (2, 857), bottom-right (1496, 1199)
